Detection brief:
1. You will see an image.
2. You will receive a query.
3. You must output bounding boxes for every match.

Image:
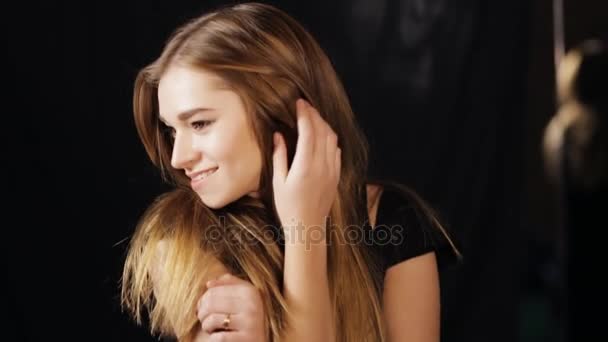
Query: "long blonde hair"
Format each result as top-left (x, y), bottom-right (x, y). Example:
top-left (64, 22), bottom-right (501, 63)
top-left (121, 3), bottom-right (386, 341)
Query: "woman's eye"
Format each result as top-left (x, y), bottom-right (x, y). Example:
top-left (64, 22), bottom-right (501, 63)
top-left (192, 120), bottom-right (213, 130)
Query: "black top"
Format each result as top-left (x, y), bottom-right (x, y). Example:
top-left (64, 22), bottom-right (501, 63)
top-left (361, 185), bottom-right (460, 276)
top-left (159, 185), bottom-right (459, 341)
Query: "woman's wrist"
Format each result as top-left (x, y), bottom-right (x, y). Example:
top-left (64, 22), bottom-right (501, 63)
top-left (282, 217), bottom-right (328, 247)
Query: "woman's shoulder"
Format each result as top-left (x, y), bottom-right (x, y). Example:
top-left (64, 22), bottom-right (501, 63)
top-left (365, 181), bottom-right (461, 271)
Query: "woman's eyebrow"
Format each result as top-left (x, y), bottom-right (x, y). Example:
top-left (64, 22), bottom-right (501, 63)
top-left (159, 107), bottom-right (213, 124)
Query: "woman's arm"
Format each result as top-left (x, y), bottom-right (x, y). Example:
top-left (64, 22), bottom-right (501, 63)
top-left (272, 100), bottom-right (338, 342)
top-left (282, 222), bottom-right (335, 342)
top-left (382, 252), bottom-right (441, 342)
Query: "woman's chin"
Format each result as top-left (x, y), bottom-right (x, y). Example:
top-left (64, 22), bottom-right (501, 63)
top-left (196, 193), bottom-right (227, 209)
top-left (197, 189), bottom-right (261, 209)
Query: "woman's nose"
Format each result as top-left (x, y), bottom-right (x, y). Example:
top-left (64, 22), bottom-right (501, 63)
top-left (170, 133), bottom-right (200, 169)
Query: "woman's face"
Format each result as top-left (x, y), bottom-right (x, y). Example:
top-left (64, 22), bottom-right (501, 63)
top-left (158, 64), bottom-right (263, 208)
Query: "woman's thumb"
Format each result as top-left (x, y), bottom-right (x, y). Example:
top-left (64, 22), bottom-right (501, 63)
top-left (272, 132), bottom-right (287, 185)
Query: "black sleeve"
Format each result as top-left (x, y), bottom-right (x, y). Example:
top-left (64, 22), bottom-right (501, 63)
top-left (370, 187), bottom-right (461, 271)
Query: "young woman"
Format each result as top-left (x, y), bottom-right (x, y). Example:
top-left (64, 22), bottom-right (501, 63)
top-left (121, 3), bottom-right (460, 342)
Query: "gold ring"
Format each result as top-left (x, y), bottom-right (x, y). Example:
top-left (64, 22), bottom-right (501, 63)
top-left (222, 313), bottom-right (231, 330)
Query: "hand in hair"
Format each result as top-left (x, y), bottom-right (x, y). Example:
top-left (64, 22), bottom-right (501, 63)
top-left (272, 99), bottom-right (341, 239)
top-left (195, 273), bottom-right (267, 342)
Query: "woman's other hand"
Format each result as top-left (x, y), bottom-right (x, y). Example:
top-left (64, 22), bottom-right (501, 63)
top-left (195, 273), bottom-right (267, 342)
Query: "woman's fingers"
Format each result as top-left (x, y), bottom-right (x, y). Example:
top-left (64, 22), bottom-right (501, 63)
top-left (286, 99), bottom-right (340, 181)
top-left (304, 100), bottom-right (326, 160)
top-left (197, 286), bottom-right (241, 323)
top-left (326, 131), bottom-right (338, 178)
top-left (300, 99), bottom-right (339, 174)
top-left (272, 99), bottom-right (341, 229)
top-left (201, 312), bottom-right (239, 333)
top-left (206, 273), bottom-right (243, 289)
top-left (291, 99), bottom-right (315, 175)
top-left (197, 275), bottom-right (263, 334)
top-left (272, 132), bottom-right (288, 186)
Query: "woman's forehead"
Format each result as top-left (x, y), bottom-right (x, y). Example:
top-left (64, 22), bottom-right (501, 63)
top-left (159, 64), bottom-right (226, 91)
top-left (157, 66), bottom-right (235, 120)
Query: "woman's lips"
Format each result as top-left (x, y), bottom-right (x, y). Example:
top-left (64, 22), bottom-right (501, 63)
top-left (190, 167), bottom-right (218, 190)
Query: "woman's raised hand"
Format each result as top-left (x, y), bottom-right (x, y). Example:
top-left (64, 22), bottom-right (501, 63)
top-left (272, 99), bottom-right (341, 237)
